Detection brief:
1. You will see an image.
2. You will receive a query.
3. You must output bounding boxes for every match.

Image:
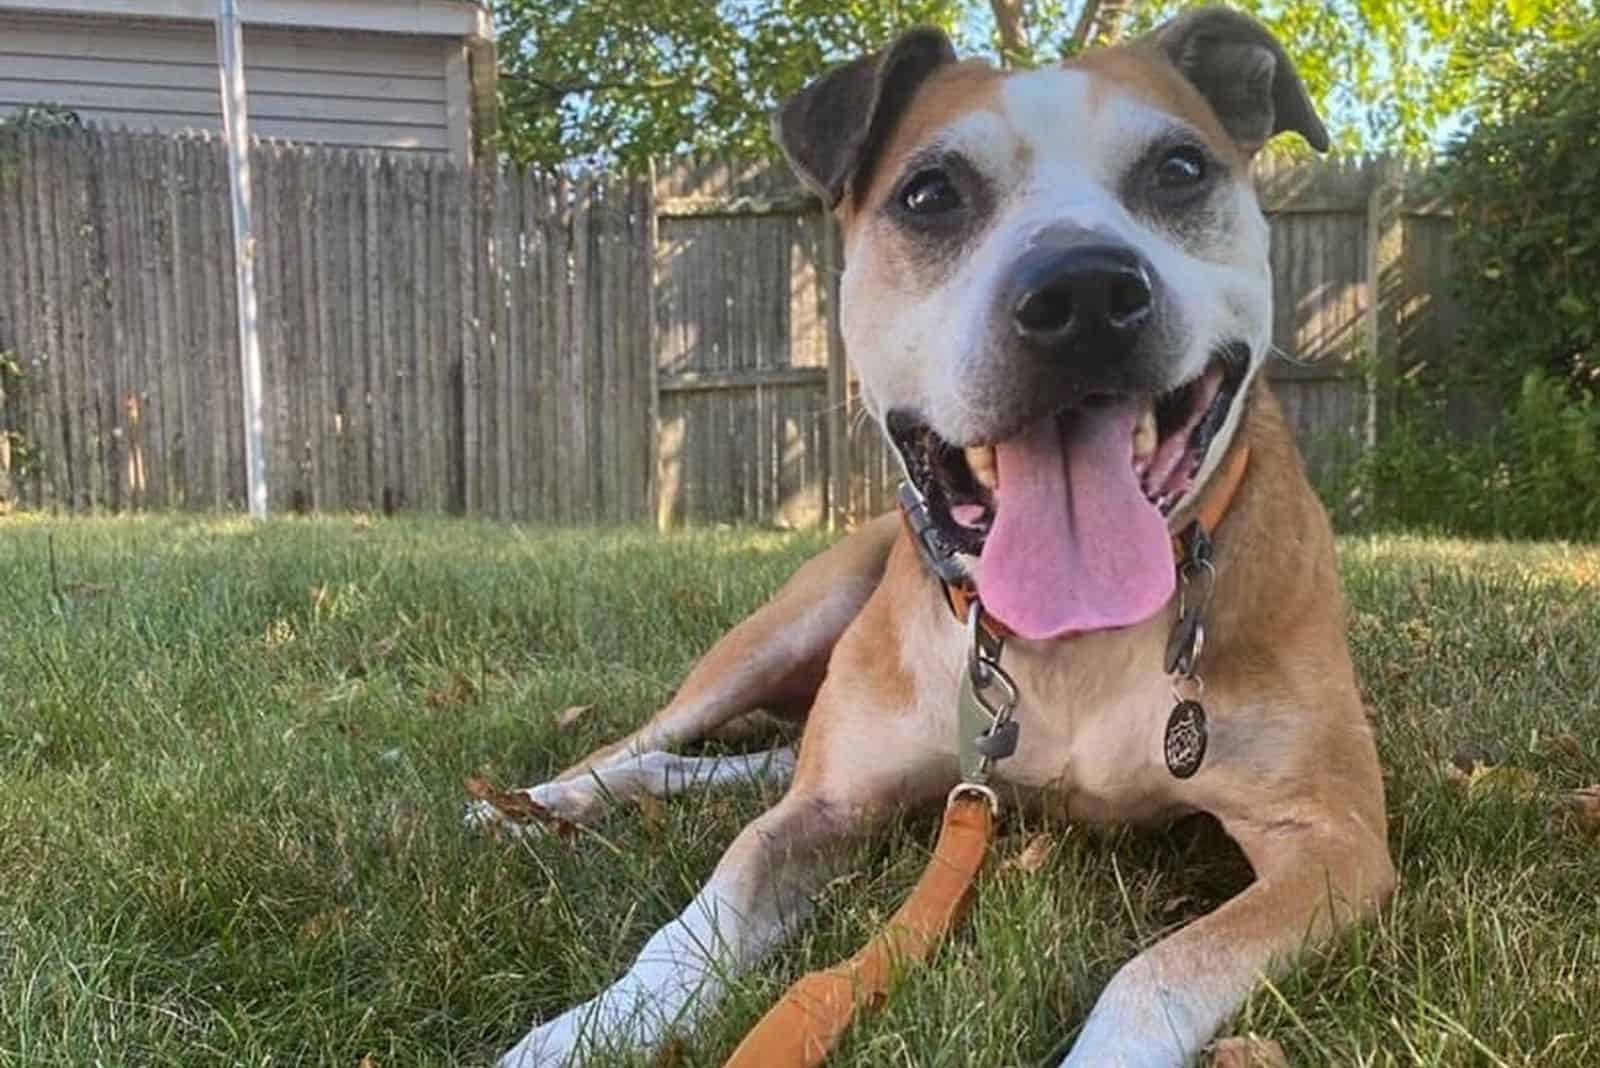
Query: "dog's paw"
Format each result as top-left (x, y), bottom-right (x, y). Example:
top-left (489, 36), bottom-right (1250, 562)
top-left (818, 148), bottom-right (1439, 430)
top-left (1057, 964), bottom-right (1203, 1068)
top-left (496, 1009), bottom-right (582, 1068)
top-left (497, 995), bottom-right (670, 1068)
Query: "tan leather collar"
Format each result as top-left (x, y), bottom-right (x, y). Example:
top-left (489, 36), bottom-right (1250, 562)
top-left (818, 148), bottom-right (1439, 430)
top-left (902, 441), bottom-right (1251, 641)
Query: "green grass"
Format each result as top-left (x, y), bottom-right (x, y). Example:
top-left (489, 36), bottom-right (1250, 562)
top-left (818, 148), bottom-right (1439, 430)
top-left (1, 515), bottom-right (1597, 1068)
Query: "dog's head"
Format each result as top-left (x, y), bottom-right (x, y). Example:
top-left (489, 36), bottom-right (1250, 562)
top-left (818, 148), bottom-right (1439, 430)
top-left (775, 6), bottom-right (1326, 641)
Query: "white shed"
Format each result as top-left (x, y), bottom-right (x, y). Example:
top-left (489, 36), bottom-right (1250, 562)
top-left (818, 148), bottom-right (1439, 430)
top-left (0, 0), bottom-right (496, 163)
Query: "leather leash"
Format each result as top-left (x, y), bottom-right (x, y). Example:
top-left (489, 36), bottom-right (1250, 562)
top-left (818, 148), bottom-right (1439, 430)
top-left (719, 792), bottom-right (994, 1068)
top-left (721, 442), bottom-right (1251, 1068)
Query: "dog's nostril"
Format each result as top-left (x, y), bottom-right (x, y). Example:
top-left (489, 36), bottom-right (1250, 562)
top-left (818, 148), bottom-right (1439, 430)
top-left (1014, 283), bottom-right (1076, 337)
top-left (1108, 273), bottom-right (1152, 329)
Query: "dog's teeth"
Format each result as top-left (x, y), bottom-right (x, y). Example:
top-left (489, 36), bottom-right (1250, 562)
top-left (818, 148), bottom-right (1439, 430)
top-left (1132, 407), bottom-right (1158, 461)
top-left (965, 445), bottom-right (998, 492)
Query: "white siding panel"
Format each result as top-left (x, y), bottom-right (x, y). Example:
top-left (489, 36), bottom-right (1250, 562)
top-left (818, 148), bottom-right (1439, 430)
top-left (0, 54), bottom-right (444, 100)
top-left (0, 79), bottom-right (447, 125)
top-left (0, 15), bottom-right (448, 74)
top-left (0, 12), bottom-right (456, 152)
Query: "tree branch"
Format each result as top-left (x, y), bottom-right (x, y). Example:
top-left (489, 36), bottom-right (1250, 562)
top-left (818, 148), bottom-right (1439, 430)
top-left (989, 0), bottom-right (1030, 66)
top-left (1091, 0), bottom-right (1133, 46)
top-left (1069, 0), bottom-right (1104, 51)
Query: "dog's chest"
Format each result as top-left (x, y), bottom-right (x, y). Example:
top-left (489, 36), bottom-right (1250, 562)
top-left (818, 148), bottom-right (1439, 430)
top-left (912, 610), bottom-right (1187, 823)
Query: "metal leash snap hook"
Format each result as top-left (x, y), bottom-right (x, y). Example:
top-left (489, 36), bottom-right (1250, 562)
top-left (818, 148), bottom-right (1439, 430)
top-left (956, 600), bottom-right (1021, 783)
top-left (1165, 556), bottom-right (1216, 679)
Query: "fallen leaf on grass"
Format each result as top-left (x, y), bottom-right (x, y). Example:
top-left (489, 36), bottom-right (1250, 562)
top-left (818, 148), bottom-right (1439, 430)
top-left (652, 1035), bottom-right (689, 1068)
top-left (556, 704), bottom-right (593, 728)
top-left (1209, 1034), bottom-right (1288, 1068)
top-left (1445, 761), bottom-right (1540, 801)
top-left (298, 906), bottom-right (354, 942)
top-left (358, 1056), bottom-right (378, 1068)
top-left (1539, 733), bottom-right (1583, 760)
top-left (1557, 786), bottom-right (1600, 836)
top-left (426, 671), bottom-right (479, 710)
top-left (464, 778), bottom-right (579, 841)
top-left (1001, 833), bottom-right (1057, 875)
top-left (1449, 743), bottom-right (1506, 775)
top-left (636, 794), bottom-right (666, 836)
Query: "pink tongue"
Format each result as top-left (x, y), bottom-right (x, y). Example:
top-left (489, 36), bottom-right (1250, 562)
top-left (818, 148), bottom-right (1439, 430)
top-left (976, 403), bottom-right (1174, 640)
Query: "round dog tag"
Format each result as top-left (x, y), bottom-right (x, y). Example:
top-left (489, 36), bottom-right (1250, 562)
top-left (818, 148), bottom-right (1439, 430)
top-left (1164, 699), bottom-right (1208, 779)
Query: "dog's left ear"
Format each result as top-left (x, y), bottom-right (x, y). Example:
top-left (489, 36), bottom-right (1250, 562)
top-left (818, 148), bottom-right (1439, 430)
top-left (773, 28), bottom-right (958, 210)
top-left (1145, 6), bottom-right (1329, 154)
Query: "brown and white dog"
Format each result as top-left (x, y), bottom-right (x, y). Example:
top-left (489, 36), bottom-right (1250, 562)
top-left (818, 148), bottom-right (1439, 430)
top-left (475, 7), bottom-right (1394, 1065)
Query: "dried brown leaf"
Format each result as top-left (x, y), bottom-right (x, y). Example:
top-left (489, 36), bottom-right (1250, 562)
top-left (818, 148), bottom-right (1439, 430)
top-left (1540, 733), bottom-right (1583, 760)
top-left (652, 1035), bottom-right (689, 1068)
top-left (1209, 1034), bottom-right (1289, 1068)
top-left (637, 793), bottom-right (666, 836)
top-left (556, 704), bottom-right (594, 728)
top-left (298, 906), bottom-right (354, 942)
top-left (426, 671), bottom-right (479, 710)
top-left (463, 778), bottom-right (579, 841)
top-left (358, 1056), bottom-right (378, 1068)
top-left (1447, 760), bottom-right (1539, 801)
top-left (1002, 833), bottom-right (1057, 874)
top-left (1559, 785), bottom-right (1600, 835)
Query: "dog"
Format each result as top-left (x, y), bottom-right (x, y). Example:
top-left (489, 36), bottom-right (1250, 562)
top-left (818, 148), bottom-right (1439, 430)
top-left (473, 7), bottom-right (1395, 1065)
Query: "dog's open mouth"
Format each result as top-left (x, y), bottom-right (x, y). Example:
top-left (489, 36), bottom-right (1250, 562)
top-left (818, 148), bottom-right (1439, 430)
top-left (890, 345), bottom-right (1248, 640)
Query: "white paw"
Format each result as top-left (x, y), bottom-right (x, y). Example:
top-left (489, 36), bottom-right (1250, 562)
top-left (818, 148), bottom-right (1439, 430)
top-left (498, 885), bottom-right (741, 1067)
top-left (497, 990), bottom-right (674, 1068)
top-left (462, 780), bottom-right (603, 838)
top-left (1057, 963), bottom-right (1207, 1068)
top-left (496, 1001), bottom-right (588, 1068)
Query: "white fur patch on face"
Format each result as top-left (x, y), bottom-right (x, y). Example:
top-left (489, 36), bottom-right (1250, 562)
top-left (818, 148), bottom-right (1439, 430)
top-left (842, 65), bottom-right (1273, 472)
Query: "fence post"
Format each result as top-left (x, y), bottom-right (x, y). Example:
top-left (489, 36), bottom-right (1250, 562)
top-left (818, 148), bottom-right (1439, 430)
top-left (215, 0), bottom-right (268, 518)
top-left (1364, 157), bottom-right (1404, 450)
top-left (646, 159), bottom-right (663, 529)
top-left (821, 214), bottom-right (848, 531)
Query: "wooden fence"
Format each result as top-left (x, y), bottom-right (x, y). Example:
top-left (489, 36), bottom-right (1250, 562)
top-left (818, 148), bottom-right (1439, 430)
top-left (0, 127), bottom-right (1460, 525)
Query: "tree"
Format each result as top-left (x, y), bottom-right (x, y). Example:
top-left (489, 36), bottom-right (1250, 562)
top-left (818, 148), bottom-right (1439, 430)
top-left (495, 0), bottom-right (963, 168)
top-left (493, 0), bottom-right (1597, 169)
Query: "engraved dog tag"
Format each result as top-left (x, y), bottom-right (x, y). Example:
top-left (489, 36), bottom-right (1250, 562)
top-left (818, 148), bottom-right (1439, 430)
top-left (1164, 699), bottom-right (1208, 779)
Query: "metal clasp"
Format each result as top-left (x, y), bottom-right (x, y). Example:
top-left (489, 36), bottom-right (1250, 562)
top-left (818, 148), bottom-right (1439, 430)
top-left (956, 600), bottom-right (1020, 783)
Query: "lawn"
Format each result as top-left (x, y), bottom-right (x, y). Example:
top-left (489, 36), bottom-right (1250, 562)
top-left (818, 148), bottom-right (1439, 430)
top-left (1, 515), bottom-right (1597, 1068)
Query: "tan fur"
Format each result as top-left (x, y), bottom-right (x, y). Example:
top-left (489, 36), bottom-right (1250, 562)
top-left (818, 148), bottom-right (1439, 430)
top-left (844, 61), bottom-right (1005, 224)
top-left (1069, 45), bottom-right (1253, 171)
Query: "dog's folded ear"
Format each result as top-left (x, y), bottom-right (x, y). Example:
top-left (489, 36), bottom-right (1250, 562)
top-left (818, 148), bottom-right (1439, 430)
top-left (773, 28), bottom-right (957, 210)
top-left (1145, 6), bottom-right (1329, 155)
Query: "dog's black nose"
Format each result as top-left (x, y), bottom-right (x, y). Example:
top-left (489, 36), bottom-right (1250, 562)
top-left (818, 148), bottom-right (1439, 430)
top-left (1010, 243), bottom-right (1153, 354)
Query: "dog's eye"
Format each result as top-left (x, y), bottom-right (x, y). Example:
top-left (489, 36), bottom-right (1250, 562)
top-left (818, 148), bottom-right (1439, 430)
top-left (898, 169), bottom-right (961, 215)
top-left (1155, 146), bottom-right (1208, 190)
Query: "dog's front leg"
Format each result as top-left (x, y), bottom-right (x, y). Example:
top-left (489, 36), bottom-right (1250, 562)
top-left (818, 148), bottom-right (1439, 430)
top-left (467, 514), bottom-right (899, 834)
top-left (499, 586), bottom-right (951, 1068)
top-left (496, 793), bottom-right (838, 1068)
top-left (1059, 803), bottom-right (1393, 1068)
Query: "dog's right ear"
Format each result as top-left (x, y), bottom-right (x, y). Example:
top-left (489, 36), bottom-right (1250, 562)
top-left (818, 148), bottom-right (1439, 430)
top-left (773, 28), bottom-right (957, 211)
